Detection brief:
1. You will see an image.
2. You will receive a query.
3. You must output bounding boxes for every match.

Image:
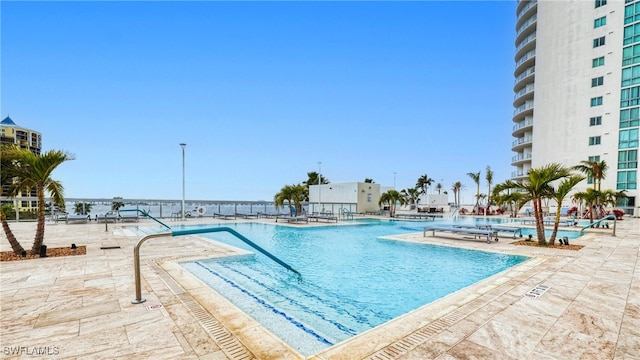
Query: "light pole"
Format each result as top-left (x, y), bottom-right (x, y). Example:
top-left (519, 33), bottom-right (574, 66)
top-left (393, 172), bottom-right (397, 189)
top-left (318, 161), bottom-right (322, 214)
top-left (180, 143), bottom-right (186, 221)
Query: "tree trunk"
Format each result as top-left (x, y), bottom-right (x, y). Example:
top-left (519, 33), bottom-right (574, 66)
top-left (31, 185), bottom-right (46, 254)
top-left (1, 213), bottom-right (25, 255)
top-left (534, 197), bottom-right (546, 245)
top-left (549, 211), bottom-right (561, 246)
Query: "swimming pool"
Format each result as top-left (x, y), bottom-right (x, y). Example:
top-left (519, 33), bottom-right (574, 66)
top-left (173, 220), bottom-right (530, 355)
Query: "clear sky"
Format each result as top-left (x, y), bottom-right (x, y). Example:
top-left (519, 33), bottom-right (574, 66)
top-left (1, 1), bottom-right (517, 203)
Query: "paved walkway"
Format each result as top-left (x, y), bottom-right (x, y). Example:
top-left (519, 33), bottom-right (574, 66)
top-left (0, 216), bottom-right (638, 359)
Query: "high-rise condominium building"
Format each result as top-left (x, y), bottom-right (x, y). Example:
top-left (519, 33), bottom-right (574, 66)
top-left (1, 116), bottom-right (41, 211)
top-left (512, 0), bottom-right (638, 215)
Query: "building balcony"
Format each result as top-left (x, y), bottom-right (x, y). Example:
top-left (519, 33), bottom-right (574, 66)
top-left (515, 32), bottom-right (536, 60)
top-left (516, 14), bottom-right (537, 44)
top-left (513, 83), bottom-right (535, 107)
top-left (514, 66), bottom-right (535, 88)
top-left (515, 49), bottom-right (536, 75)
top-left (511, 153), bottom-right (532, 165)
top-left (513, 102), bottom-right (534, 118)
top-left (512, 136), bottom-right (533, 151)
top-left (511, 170), bottom-right (528, 181)
top-left (512, 118), bottom-right (533, 136)
top-left (516, 0), bottom-right (537, 27)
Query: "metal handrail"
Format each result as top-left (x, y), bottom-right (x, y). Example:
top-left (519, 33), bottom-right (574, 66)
top-left (132, 226), bottom-right (300, 304)
top-left (119, 209), bottom-right (171, 229)
top-left (579, 214), bottom-right (617, 236)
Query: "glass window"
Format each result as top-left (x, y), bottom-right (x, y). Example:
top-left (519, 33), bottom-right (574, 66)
top-left (619, 128), bottom-right (639, 148)
top-left (625, 2), bottom-right (640, 24)
top-left (595, 16), bottom-right (607, 28)
top-left (622, 44), bottom-right (640, 66)
top-left (593, 56), bottom-right (605, 67)
top-left (621, 86), bottom-right (640, 107)
top-left (589, 136), bottom-right (602, 145)
top-left (617, 170), bottom-right (637, 190)
top-left (624, 23), bottom-right (640, 45)
top-left (618, 150), bottom-right (638, 169)
top-left (620, 107), bottom-right (640, 128)
top-left (596, 0), bottom-right (607, 8)
top-left (621, 65), bottom-right (640, 86)
top-left (590, 116), bottom-right (602, 126)
top-left (593, 37), bottom-right (606, 48)
top-left (592, 76), bottom-right (604, 87)
top-left (591, 97), bottom-right (603, 107)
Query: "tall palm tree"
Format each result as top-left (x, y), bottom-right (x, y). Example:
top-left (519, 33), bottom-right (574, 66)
top-left (548, 175), bottom-right (585, 245)
top-left (573, 159), bottom-right (608, 192)
top-left (400, 188), bottom-right (420, 209)
top-left (467, 171), bottom-right (481, 212)
top-left (416, 174), bottom-right (433, 197)
top-left (485, 165), bottom-right (494, 209)
top-left (5, 148), bottom-right (74, 254)
top-left (451, 181), bottom-right (463, 207)
top-left (496, 164), bottom-right (570, 245)
top-left (379, 189), bottom-right (405, 217)
top-left (303, 171), bottom-right (329, 201)
top-left (274, 184), bottom-right (298, 216)
top-left (435, 182), bottom-right (443, 195)
top-left (0, 146), bottom-right (25, 254)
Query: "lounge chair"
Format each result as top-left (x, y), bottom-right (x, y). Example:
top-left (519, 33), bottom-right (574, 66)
top-left (65, 214), bottom-right (90, 224)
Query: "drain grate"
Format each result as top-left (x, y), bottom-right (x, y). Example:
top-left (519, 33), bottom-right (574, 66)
top-left (148, 260), bottom-right (256, 359)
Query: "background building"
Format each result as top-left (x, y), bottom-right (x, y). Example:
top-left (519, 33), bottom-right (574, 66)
top-left (512, 0), bottom-right (638, 215)
top-left (1, 116), bottom-right (42, 213)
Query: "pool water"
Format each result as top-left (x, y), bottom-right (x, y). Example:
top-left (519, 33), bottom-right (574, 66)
top-left (175, 220), bottom-right (531, 355)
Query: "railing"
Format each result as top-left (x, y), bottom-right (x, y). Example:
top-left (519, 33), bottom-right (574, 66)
top-left (514, 85), bottom-right (535, 100)
top-left (513, 118), bottom-right (534, 131)
top-left (516, 14), bottom-right (537, 37)
top-left (512, 153), bottom-right (532, 162)
top-left (132, 226), bottom-right (300, 304)
top-left (512, 135), bottom-right (533, 147)
top-left (515, 66), bottom-right (535, 83)
top-left (120, 209), bottom-right (170, 229)
top-left (515, 49), bottom-right (536, 68)
top-left (580, 214), bottom-right (617, 236)
top-left (515, 32), bottom-right (537, 53)
top-left (517, 0), bottom-right (537, 20)
top-left (513, 102), bottom-right (534, 116)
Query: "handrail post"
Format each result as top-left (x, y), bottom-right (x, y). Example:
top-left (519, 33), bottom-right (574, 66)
top-left (132, 232), bottom-right (172, 304)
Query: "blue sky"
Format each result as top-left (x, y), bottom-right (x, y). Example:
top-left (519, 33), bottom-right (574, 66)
top-left (1, 1), bottom-right (516, 203)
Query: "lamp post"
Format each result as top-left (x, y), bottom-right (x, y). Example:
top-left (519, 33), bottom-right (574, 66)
top-left (318, 161), bottom-right (322, 214)
top-left (180, 143), bottom-right (186, 221)
top-left (393, 172), bottom-right (397, 189)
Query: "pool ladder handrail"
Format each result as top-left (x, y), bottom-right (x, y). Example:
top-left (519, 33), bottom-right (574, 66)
top-left (579, 214), bottom-right (616, 236)
top-left (119, 208), bottom-right (171, 229)
top-left (132, 226), bottom-right (300, 304)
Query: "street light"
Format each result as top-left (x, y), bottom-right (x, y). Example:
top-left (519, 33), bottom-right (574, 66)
top-left (318, 161), bottom-right (322, 214)
top-left (393, 172), bottom-right (397, 189)
top-left (180, 143), bottom-right (186, 221)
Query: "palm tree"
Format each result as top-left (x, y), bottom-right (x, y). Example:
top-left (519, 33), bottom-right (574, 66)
top-left (485, 166), bottom-right (494, 210)
top-left (451, 181), bottom-right (464, 207)
top-left (416, 174), bottom-right (433, 197)
top-left (274, 185), bottom-right (296, 215)
top-left (303, 171), bottom-right (329, 201)
top-left (492, 186), bottom-right (528, 218)
top-left (0, 146), bottom-right (26, 255)
top-left (496, 164), bottom-right (570, 245)
top-left (400, 188), bottom-right (420, 209)
top-left (435, 182), bottom-right (443, 195)
top-left (0, 204), bottom-right (25, 255)
top-left (364, 178), bottom-right (374, 183)
top-left (573, 159), bottom-right (608, 192)
top-left (467, 171), bottom-right (481, 213)
top-left (548, 175), bottom-right (585, 245)
top-left (74, 202), bottom-right (93, 215)
top-left (111, 197), bottom-right (125, 211)
top-left (378, 189), bottom-right (405, 217)
top-left (5, 148), bottom-right (74, 254)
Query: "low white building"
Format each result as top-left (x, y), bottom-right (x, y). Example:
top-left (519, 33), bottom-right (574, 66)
top-left (309, 182), bottom-right (381, 214)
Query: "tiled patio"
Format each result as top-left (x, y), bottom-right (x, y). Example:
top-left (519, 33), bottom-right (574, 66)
top-left (1, 216), bottom-right (638, 359)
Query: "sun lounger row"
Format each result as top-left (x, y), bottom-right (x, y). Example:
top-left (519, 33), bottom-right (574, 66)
top-left (520, 217), bottom-right (577, 226)
top-left (213, 213), bottom-right (236, 220)
top-left (465, 224), bottom-right (523, 239)
top-left (423, 225), bottom-right (499, 244)
top-left (235, 213), bottom-right (259, 219)
top-left (394, 213), bottom-right (439, 220)
top-left (308, 214), bottom-right (338, 222)
top-left (275, 215), bottom-right (309, 224)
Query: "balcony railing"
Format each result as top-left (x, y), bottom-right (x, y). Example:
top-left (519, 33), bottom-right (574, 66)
top-left (511, 171), bottom-right (526, 178)
top-left (517, 0), bottom-right (537, 20)
top-left (513, 102), bottom-right (534, 116)
top-left (513, 118), bottom-right (533, 131)
top-left (515, 66), bottom-right (535, 83)
top-left (512, 153), bottom-right (533, 162)
top-left (512, 136), bottom-right (533, 147)
top-left (514, 84), bottom-right (535, 99)
top-left (516, 14), bottom-right (537, 37)
top-left (515, 32), bottom-right (536, 53)
top-left (515, 49), bottom-right (536, 68)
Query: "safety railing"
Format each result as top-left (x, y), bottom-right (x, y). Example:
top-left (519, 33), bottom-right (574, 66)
top-left (132, 226), bottom-right (300, 304)
top-left (580, 214), bottom-right (617, 236)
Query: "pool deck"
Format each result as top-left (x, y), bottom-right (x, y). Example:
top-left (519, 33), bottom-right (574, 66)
top-left (1, 216), bottom-right (638, 359)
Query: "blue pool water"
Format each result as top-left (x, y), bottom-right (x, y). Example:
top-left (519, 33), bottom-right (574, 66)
top-left (171, 219), bottom-right (532, 355)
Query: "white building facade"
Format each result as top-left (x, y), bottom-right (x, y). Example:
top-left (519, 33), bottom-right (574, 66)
top-left (512, 0), bottom-right (638, 214)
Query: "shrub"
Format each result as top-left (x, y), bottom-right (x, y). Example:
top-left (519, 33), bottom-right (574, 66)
top-left (612, 209), bottom-right (625, 220)
top-left (567, 206), bottom-right (578, 216)
top-left (496, 208), bottom-right (505, 215)
top-left (459, 208), bottom-right (468, 215)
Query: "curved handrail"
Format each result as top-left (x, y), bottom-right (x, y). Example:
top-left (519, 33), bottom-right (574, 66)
top-left (119, 209), bottom-right (171, 230)
top-left (580, 214), bottom-right (616, 236)
top-left (132, 226), bottom-right (300, 304)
